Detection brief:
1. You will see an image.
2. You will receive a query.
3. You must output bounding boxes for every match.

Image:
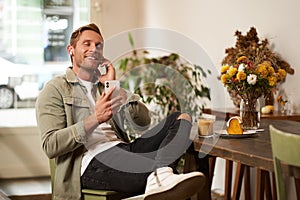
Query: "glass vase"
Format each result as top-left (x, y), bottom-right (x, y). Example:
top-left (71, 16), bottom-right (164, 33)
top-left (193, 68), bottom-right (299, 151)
top-left (240, 98), bottom-right (261, 130)
top-left (264, 91), bottom-right (274, 106)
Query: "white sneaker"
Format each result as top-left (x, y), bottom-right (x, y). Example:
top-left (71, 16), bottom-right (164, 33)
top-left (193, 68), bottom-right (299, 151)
top-left (144, 167), bottom-right (205, 200)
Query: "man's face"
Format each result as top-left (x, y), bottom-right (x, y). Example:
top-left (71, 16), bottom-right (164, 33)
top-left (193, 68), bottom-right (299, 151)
top-left (73, 30), bottom-right (104, 72)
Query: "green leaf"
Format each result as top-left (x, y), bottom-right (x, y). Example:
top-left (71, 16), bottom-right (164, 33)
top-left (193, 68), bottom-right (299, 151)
top-left (128, 33), bottom-right (134, 48)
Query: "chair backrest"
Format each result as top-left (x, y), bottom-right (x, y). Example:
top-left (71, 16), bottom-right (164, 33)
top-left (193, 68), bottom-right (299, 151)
top-left (49, 159), bottom-right (56, 195)
top-left (269, 125), bottom-right (300, 200)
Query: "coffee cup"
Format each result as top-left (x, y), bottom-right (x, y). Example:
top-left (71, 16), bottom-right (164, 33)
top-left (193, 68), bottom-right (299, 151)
top-left (198, 114), bottom-right (216, 136)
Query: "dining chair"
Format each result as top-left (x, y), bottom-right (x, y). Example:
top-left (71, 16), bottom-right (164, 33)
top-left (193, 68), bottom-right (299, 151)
top-left (49, 159), bottom-right (135, 200)
top-left (269, 125), bottom-right (300, 200)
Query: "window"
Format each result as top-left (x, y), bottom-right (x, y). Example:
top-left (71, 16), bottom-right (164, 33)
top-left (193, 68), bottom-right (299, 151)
top-left (0, 0), bottom-right (89, 110)
top-left (43, 0), bottom-right (73, 62)
top-left (43, 14), bottom-right (72, 62)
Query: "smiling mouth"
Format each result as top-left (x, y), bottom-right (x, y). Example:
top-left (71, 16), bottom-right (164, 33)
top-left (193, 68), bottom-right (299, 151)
top-left (86, 56), bottom-right (98, 60)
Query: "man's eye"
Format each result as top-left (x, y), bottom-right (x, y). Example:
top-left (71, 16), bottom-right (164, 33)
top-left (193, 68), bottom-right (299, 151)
top-left (83, 42), bottom-right (90, 46)
top-left (96, 43), bottom-right (103, 49)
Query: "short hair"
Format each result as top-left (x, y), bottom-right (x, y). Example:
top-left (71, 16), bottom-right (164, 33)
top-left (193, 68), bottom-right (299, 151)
top-left (69, 23), bottom-right (102, 47)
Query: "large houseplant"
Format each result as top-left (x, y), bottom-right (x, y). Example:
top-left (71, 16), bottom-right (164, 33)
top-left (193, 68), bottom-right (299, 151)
top-left (115, 33), bottom-right (211, 125)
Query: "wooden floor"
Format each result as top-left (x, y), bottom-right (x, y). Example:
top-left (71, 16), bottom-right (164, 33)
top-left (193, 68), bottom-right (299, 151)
top-left (1, 190), bottom-right (51, 200)
top-left (9, 194), bottom-right (51, 200)
top-left (0, 177), bottom-right (51, 200)
top-left (0, 178), bottom-right (224, 200)
top-left (5, 193), bottom-right (224, 200)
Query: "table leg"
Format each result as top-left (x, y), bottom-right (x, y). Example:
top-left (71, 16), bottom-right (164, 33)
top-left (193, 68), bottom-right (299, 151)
top-left (244, 166), bottom-right (251, 200)
top-left (209, 156), bottom-right (216, 186)
top-left (264, 171), bottom-right (272, 200)
top-left (224, 160), bottom-right (233, 200)
top-left (183, 151), bottom-right (211, 200)
top-left (232, 162), bottom-right (245, 200)
top-left (256, 169), bottom-right (273, 200)
top-left (183, 151), bottom-right (197, 172)
top-left (256, 168), bottom-right (264, 200)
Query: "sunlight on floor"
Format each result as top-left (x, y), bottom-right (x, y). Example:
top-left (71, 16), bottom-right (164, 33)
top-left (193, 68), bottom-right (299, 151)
top-left (0, 177), bottom-right (51, 197)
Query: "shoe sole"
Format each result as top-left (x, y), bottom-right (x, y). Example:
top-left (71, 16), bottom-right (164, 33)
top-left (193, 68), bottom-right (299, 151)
top-left (144, 175), bottom-right (205, 200)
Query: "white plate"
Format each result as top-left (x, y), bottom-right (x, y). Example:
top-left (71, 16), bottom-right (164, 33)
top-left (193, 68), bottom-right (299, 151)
top-left (215, 129), bottom-right (257, 138)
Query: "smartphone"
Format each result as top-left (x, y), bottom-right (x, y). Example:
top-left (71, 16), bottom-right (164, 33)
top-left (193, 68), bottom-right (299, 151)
top-left (98, 64), bottom-right (108, 75)
top-left (104, 80), bottom-right (120, 94)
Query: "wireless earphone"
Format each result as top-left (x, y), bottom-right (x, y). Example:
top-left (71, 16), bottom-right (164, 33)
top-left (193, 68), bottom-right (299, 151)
top-left (70, 50), bottom-right (73, 56)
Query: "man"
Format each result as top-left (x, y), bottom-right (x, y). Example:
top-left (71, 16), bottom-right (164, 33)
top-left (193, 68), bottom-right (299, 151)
top-left (36, 23), bottom-right (205, 200)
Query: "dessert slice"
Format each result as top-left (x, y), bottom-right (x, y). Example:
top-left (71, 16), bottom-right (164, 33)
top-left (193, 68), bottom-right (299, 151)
top-left (226, 116), bottom-right (244, 134)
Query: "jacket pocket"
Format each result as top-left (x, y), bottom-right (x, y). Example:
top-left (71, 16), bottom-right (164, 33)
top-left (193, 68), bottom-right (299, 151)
top-left (63, 96), bottom-right (91, 123)
top-left (63, 96), bottom-right (90, 108)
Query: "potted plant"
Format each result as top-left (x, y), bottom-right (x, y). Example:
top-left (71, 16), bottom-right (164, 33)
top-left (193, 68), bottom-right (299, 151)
top-left (114, 33), bottom-right (211, 125)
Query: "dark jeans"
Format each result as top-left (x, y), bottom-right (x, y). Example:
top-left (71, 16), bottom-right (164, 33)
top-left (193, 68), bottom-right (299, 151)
top-left (81, 112), bottom-right (193, 194)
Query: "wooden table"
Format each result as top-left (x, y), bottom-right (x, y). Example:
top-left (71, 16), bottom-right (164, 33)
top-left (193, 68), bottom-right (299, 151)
top-left (203, 108), bottom-right (300, 122)
top-left (186, 119), bottom-right (300, 200)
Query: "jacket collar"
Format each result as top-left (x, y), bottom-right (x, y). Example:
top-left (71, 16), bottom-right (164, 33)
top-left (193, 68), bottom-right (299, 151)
top-left (65, 67), bottom-right (104, 95)
top-left (65, 67), bottom-right (101, 85)
top-left (65, 67), bottom-right (79, 83)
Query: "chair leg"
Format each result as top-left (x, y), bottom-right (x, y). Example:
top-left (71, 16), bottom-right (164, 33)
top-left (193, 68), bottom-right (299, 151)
top-left (295, 178), bottom-right (300, 200)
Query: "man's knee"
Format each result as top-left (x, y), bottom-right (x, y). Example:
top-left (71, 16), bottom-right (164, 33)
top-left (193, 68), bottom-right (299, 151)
top-left (177, 113), bottom-right (192, 122)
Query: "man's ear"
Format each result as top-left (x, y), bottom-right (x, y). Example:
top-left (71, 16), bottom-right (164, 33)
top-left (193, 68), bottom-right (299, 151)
top-left (67, 45), bottom-right (74, 56)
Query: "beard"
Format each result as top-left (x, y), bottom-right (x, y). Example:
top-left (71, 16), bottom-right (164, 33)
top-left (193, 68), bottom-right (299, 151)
top-left (79, 56), bottom-right (102, 73)
top-left (77, 59), bottom-right (101, 82)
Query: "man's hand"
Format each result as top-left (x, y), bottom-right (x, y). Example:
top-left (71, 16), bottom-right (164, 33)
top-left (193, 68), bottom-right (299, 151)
top-left (99, 58), bottom-right (116, 84)
top-left (94, 86), bottom-right (122, 124)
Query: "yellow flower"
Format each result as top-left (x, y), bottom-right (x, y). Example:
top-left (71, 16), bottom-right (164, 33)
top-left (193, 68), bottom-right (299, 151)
top-left (221, 74), bottom-right (229, 84)
top-left (277, 95), bottom-right (287, 105)
top-left (268, 75), bottom-right (277, 86)
top-left (267, 65), bottom-right (275, 75)
top-left (221, 65), bottom-right (230, 73)
top-left (228, 67), bottom-right (238, 77)
top-left (262, 61), bottom-right (272, 68)
top-left (256, 63), bottom-right (268, 78)
top-left (277, 69), bottom-right (286, 81)
top-left (236, 56), bottom-right (247, 62)
top-left (236, 71), bottom-right (247, 81)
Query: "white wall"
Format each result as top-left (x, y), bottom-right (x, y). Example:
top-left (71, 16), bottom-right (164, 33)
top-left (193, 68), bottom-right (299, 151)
top-left (92, 0), bottom-right (143, 38)
top-left (142, 0), bottom-right (299, 111)
top-left (96, 0), bottom-right (299, 112)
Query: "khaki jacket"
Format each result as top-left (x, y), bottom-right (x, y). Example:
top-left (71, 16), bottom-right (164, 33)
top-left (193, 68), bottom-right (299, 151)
top-left (35, 67), bottom-right (151, 200)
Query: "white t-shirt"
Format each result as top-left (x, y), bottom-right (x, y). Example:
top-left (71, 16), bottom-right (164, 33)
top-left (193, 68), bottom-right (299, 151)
top-left (79, 78), bottom-right (122, 175)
